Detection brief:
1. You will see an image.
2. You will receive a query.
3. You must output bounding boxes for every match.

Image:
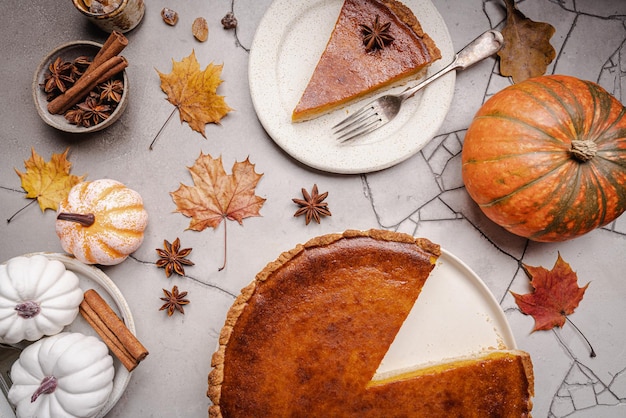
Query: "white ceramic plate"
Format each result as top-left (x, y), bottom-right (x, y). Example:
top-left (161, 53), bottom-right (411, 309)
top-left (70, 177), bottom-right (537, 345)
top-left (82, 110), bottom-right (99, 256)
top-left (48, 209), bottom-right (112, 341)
top-left (249, 0), bottom-right (455, 174)
top-left (0, 253), bottom-right (134, 418)
top-left (375, 248), bottom-right (516, 376)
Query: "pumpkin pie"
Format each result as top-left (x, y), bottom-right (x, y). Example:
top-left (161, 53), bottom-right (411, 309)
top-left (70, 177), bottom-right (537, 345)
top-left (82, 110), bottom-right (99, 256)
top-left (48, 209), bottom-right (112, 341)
top-left (207, 229), bottom-right (534, 417)
top-left (291, 0), bottom-right (441, 121)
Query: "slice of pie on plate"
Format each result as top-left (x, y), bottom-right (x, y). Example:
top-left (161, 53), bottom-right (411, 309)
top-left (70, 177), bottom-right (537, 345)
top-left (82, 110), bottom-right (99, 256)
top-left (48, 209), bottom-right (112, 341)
top-left (208, 229), bottom-right (534, 417)
top-left (291, 0), bottom-right (442, 122)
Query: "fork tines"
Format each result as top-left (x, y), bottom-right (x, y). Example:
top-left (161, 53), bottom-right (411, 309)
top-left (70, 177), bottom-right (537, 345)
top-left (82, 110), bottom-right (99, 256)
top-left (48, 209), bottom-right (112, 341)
top-left (332, 103), bottom-right (382, 142)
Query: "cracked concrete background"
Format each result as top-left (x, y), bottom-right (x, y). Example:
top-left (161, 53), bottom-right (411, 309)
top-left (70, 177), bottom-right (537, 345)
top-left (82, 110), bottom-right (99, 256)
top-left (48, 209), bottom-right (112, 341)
top-left (1, 0), bottom-right (625, 417)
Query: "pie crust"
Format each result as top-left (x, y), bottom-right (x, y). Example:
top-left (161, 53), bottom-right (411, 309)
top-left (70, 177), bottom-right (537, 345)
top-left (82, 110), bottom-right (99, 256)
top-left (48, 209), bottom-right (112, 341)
top-left (208, 229), bottom-right (534, 417)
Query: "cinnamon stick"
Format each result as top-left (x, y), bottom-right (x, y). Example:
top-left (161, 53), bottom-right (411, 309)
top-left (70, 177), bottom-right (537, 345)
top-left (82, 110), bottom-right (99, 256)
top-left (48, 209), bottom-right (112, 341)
top-left (80, 304), bottom-right (138, 371)
top-left (47, 56), bottom-right (127, 115)
top-left (84, 31), bottom-right (128, 78)
top-left (80, 289), bottom-right (149, 371)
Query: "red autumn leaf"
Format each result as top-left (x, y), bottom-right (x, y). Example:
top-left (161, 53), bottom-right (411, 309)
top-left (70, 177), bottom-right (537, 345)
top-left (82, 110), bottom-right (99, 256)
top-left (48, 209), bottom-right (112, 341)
top-left (511, 253), bottom-right (589, 331)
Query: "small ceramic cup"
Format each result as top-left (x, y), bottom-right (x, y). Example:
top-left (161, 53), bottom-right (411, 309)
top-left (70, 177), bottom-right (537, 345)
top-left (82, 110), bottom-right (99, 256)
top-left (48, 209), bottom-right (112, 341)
top-left (72, 0), bottom-right (145, 33)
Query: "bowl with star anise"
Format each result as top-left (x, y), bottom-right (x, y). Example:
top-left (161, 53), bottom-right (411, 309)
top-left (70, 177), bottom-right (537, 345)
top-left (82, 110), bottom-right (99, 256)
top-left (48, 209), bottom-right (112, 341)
top-left (33, 40), bottom-right (129, 133)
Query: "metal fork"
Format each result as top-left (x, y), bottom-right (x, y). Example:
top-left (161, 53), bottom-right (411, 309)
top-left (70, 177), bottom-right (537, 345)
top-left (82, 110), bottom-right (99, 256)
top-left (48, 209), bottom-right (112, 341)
top-left (333, 29), bottom-right (505, 142)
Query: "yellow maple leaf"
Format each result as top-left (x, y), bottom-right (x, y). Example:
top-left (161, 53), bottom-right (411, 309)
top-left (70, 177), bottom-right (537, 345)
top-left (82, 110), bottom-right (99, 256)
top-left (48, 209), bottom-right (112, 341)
top-left (157, 50), bottom-right (232, 138)
top-left (15, 148), bottom-right (86, 212)
top-left (170, 152), bottom-right (265, 270)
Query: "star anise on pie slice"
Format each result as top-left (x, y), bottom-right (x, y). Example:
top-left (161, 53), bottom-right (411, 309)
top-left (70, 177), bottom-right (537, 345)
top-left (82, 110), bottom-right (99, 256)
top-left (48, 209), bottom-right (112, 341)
top-left (360, 15), bottom-right (395, 52)
top-left (292, 184), bottom-right (331, 225)
top-left (155, 237), bottom-right (195, 277)
top-left (159, 285), bottom-right (190, 316)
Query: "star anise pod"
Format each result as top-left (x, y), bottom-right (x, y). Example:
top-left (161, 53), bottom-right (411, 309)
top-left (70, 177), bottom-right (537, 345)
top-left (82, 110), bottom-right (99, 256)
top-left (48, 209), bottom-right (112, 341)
top-left (43, 57), bottom-right (75, 94)
top-left (71, 56), bottom-right (92, 79)
top-left (160, 285), bottom-right (190, 316)
top-left (155, 238), bottom-right (195, 277)
top-left (292, 184), bottom-right (332, 225)
top-left (99, 79), bottom-right (124, 103)
top-left (360, 15), bottom-right (394, 52)
top-left (77, 96), bottom-right (111, 127)
top-left (64, 107), bottom-right (85, 126)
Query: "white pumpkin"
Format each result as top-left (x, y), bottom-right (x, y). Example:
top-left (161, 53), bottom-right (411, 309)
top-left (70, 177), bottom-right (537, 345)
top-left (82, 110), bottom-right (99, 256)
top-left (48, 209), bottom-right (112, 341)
top-left (8, 332), bottom-right (114, 418)
top-left (0, 255), bottom-right (83, 344)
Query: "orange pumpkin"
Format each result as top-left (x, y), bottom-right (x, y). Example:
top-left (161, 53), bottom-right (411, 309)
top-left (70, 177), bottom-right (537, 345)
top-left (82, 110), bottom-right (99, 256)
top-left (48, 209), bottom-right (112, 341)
top-left (56, 179), bottom-right (148, 265)
top-left (462, 75), bottom-right (626, 242)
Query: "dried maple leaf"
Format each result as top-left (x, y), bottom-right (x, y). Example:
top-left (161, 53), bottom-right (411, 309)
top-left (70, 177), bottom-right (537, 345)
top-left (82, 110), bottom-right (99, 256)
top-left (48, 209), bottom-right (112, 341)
top-left (14, 148), bottom-right (85, 213)
top-left (170, 152), bottom-right (265, 270)
top-left (155, 50), bottom-right (232, 142)
top-left (497, 0), bottom-right (556, 83)
top-left (511, 253), bottom-right (589, 332)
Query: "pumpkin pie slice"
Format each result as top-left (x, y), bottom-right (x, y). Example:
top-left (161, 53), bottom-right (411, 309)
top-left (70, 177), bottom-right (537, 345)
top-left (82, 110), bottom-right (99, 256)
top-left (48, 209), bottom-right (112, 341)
top-left (291, 0), bottom-right (441, 122)
top-left (208, 229), bottom-right (534, 417)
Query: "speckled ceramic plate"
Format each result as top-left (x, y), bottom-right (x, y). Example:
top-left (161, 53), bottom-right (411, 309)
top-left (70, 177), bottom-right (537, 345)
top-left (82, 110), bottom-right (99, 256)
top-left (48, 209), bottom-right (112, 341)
top-left (375, 249), bottom-right (516, 377)
top-left (249, 0), bottom-right (455, 174)
top-left (0, 253), bottom-right (134, 418)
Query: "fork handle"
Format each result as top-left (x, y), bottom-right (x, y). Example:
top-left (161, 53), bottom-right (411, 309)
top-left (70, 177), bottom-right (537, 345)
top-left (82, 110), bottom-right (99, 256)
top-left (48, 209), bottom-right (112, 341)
top-left (399, 29), bottom-right (504, 101)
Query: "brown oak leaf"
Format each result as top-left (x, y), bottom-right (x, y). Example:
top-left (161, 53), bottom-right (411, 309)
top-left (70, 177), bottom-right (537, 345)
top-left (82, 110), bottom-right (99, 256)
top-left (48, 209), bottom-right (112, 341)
top-left (156, 50), bottom-right (232, 138)
top-left (497, 0), bottom-right (556, 83)
top-left (511, 253), bottom-right (589, 332)
top-left (170, 153), bottom-right (265, 270)
top-left (14, 148), bottom-right (86, 212)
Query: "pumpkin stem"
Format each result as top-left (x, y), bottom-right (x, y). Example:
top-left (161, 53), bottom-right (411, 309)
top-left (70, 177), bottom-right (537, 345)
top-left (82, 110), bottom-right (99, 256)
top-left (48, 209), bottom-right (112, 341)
top-left (15, 300), bottom-right (40, 319)
top-left (57, 212), bottom-right (96, 227)
top-left (31, 376), bottom-right (57, 402)
top-left (570, 139), bottom-right (597, 162)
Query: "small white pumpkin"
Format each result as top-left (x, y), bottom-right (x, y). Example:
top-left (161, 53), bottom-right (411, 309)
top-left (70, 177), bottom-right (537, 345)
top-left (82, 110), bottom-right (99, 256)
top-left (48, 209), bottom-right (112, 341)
top-left (56, 178), bottom-right (149, 266)
top-left (8, 332), bottom-right (114, 418)
top-left (0, 255), bottom-right (83, 344)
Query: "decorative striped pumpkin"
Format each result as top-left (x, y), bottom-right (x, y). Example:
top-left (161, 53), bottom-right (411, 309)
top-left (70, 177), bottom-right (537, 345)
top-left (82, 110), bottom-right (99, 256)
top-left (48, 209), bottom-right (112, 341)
top-left (56, 179), bottom-right (148, 265)
top-left (462, 75), bottom-right (626, 242)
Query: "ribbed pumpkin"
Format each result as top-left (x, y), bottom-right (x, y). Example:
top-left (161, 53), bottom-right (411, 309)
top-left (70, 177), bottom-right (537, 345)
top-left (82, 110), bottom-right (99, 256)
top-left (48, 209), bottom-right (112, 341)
top-left (8, 332), bottom-right (114, 418)
top-left (56, 179), bottom-right (148, 265)
top-left (462, 75), bottom-right (626, 242)
top-left (0, 255), bottom-right (83, 344)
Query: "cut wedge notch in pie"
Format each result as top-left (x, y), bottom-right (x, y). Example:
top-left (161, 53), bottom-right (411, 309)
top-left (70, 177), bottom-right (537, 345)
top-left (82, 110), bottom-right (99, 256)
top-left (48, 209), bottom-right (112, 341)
top-left (208, 229), bottom-right (534, 417)
top-left (291, 0), bottom-right (442, 122)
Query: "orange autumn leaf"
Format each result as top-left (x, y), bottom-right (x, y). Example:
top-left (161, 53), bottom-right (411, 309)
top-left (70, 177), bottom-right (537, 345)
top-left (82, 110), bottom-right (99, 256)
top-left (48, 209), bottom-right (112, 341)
top-left (497, 0), bottom-right (556, 83)
top-left (157, 50), bottom-right (232, 138)
top-left (14, 148), bottom-right (86, 212)
top-left (511, 253), bottom-right (589, 332)
top-left (170, 153), bottom-right (265, 270)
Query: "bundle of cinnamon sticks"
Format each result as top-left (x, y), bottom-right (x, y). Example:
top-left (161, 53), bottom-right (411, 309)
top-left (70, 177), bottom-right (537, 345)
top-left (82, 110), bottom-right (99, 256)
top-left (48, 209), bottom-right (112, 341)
top-left (47, 31), bottom-right (128, 115)
top-left (80, 289), bottom-right (149, 371)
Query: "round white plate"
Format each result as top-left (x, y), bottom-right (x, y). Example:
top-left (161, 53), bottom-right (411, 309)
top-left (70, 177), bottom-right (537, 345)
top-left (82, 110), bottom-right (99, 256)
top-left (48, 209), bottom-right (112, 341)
top-left (249, 0), bottom-right (455, 174)
top-left (1, 253), bottom-right (134, 418)
top-left (375, 248), bottom-right (516, 376)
